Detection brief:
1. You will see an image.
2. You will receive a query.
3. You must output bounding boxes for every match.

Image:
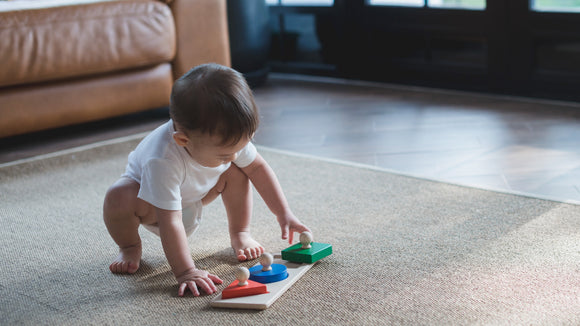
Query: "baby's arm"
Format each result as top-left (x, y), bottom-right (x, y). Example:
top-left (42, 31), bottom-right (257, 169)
top-left (242, 153), bottom-right (310, 243)
top-left (156, 208), bottom-right (222, 296)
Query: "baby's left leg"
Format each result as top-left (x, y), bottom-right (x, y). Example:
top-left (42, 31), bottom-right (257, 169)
top-left (203, 164), bottom-right (264, 261)
top-left (103, 177), bottom-right (152, 274)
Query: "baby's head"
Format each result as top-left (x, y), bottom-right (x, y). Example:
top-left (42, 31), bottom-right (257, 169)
top-left (170, 63), bottom-right (259, 145)
top-left (169, 63), bottom-right (259, 166)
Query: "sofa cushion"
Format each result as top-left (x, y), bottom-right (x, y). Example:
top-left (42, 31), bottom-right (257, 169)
top-left (0, 0), bottom-right (176, 88)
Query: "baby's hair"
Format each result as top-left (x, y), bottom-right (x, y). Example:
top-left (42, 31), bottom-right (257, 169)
top-left (169, 63), bottom-right (259, 145)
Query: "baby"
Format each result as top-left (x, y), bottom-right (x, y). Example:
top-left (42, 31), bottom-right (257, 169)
top-left (103, 63), bottom-right (310, 297)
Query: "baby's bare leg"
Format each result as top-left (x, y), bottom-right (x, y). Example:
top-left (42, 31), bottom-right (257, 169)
top-left (205, 165), bottom-right (264, 261)
top-left (103, 178), bottom-right (153, 274)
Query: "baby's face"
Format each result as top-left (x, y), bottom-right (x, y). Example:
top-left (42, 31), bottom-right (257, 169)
top-left (183, 132), bottom-right (250, 168)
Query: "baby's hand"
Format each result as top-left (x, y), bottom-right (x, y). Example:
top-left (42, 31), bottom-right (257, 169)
top-left (278, 213), bottom-right (311, 244)
top-left (176, 268), bottom-right (223, 297)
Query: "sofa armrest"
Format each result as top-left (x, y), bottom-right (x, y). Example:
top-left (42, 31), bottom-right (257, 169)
top-left (168, 0), bottom-right (231, 79)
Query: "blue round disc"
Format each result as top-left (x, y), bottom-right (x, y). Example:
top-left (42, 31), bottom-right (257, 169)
top-left (249, 263), bottom-right (289, 284)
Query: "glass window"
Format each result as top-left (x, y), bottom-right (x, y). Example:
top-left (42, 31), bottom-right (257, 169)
top-left (368, 0), bottom-right (424, 6)
top-left (270, 14), bottom-right (325, 63)
top-left (428, 0), bottom-right (485, 9)
top-left (266, 0), bottom-right (334, 6)
top-left (532, 0), bottom-right (580, 12)
top-left (368, 0), bottom-right (485, 9)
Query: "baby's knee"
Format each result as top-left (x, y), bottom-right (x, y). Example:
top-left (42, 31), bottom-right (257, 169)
top-left (225, 164), bottom-right (249, 184)
top-left (205, 165), bottom-right (249, 202)
top-left (104, 178), bottom-right (139, 212)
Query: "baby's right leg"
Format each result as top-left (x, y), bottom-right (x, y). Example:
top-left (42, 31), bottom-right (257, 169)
top-left (103, 177), bottom-right (155, 274)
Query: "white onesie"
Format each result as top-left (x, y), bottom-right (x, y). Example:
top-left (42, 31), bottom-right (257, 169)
top-left (121, 120), bottom-right (257, 236)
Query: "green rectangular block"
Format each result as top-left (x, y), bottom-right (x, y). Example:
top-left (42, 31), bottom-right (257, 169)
top-left (281, 242), bottom-right (332, 264)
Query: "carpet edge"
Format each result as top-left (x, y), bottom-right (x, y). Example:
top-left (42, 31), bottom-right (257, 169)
top-left (1, 132), bottom-right (577, 207)
top-left (258, 146), bottom-right (580, 207)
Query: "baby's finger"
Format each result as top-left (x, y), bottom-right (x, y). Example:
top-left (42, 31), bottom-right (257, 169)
top-left (290, 223), bottom-right (309, 234)
top-left (289, 225), bottom-right (311, 243)
top-left (205, 278), bottom-right (218, 293)
top-left (280, 224), bottom-right (289, 241)
top-left (187, 281), bottom-right (200, 296)
top-left (196, 278), bottom-right (215, 294)
top-left (178, 282), bottom-right (187, 297)
top-left (288, 230), bottom-right (295, 244)
top-left (208, 273), bottom-right (223, 285)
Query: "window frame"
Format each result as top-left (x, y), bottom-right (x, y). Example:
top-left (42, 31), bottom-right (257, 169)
top-left (268, 0), bottom-right (580, 101)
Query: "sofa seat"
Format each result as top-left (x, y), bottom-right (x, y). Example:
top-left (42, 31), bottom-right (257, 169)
top-left (0, 0), bottom-right (176, 87)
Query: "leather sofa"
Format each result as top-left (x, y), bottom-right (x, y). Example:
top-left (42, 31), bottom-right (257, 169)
top-left (0, 0), bottom-right (231, 138)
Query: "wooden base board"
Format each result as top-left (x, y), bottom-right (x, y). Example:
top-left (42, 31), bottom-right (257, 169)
top-left (210, 254), bottom-right (314, 310)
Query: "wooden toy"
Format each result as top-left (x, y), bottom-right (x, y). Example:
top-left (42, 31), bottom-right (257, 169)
top-left (211, 233), bottom-right (332, 310)
top-left (220, 267), bottom-right (268, 299)
top-left (249, 252), bottom-right (289, 283)
top-left (281, 231), bottom-right (332, 263)
top-left (210, 254), bottom-right (314, 310)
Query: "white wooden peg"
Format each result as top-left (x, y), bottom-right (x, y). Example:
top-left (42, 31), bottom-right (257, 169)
top-left (300, 231), bottom-right (313, 249)
top-left (260, 253), bottom-right (273, 271)
top-left (235, 266), bottom-right (250, 286)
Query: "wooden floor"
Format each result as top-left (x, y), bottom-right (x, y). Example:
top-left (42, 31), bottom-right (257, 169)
top-left (2, 73), bottom-right (580, 204)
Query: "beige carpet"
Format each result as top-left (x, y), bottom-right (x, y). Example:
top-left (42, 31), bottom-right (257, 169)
top-left (1, 135), bottom-right (579, 325)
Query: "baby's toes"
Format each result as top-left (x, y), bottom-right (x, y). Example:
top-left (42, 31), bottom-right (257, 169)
top-left (237, 249), bottom-right (248, 262)
top-left (110, 261), bottom-right (123, 273)
top-left (247, 248), bottom-right (259, 260)
top-left (118, 262), bottom-right (129, 273)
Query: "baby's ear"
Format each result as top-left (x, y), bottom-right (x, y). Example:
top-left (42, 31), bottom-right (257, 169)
top-left (172, 131), bottom-right (189, 147)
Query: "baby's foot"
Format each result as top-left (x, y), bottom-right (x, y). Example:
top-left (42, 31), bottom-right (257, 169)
top-left (109, 243), bottom-right (141, 274)
top-left (231, 231), bottom-right (265, 262)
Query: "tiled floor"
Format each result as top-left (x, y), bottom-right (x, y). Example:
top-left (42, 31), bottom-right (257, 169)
top-left (2, 73), bottom-right (580, 203)
top-left (251, 75), bottom-right (580, 204)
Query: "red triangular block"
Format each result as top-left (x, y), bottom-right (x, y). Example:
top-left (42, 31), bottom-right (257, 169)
top-left (221, 279), bottom-right (269, 299)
